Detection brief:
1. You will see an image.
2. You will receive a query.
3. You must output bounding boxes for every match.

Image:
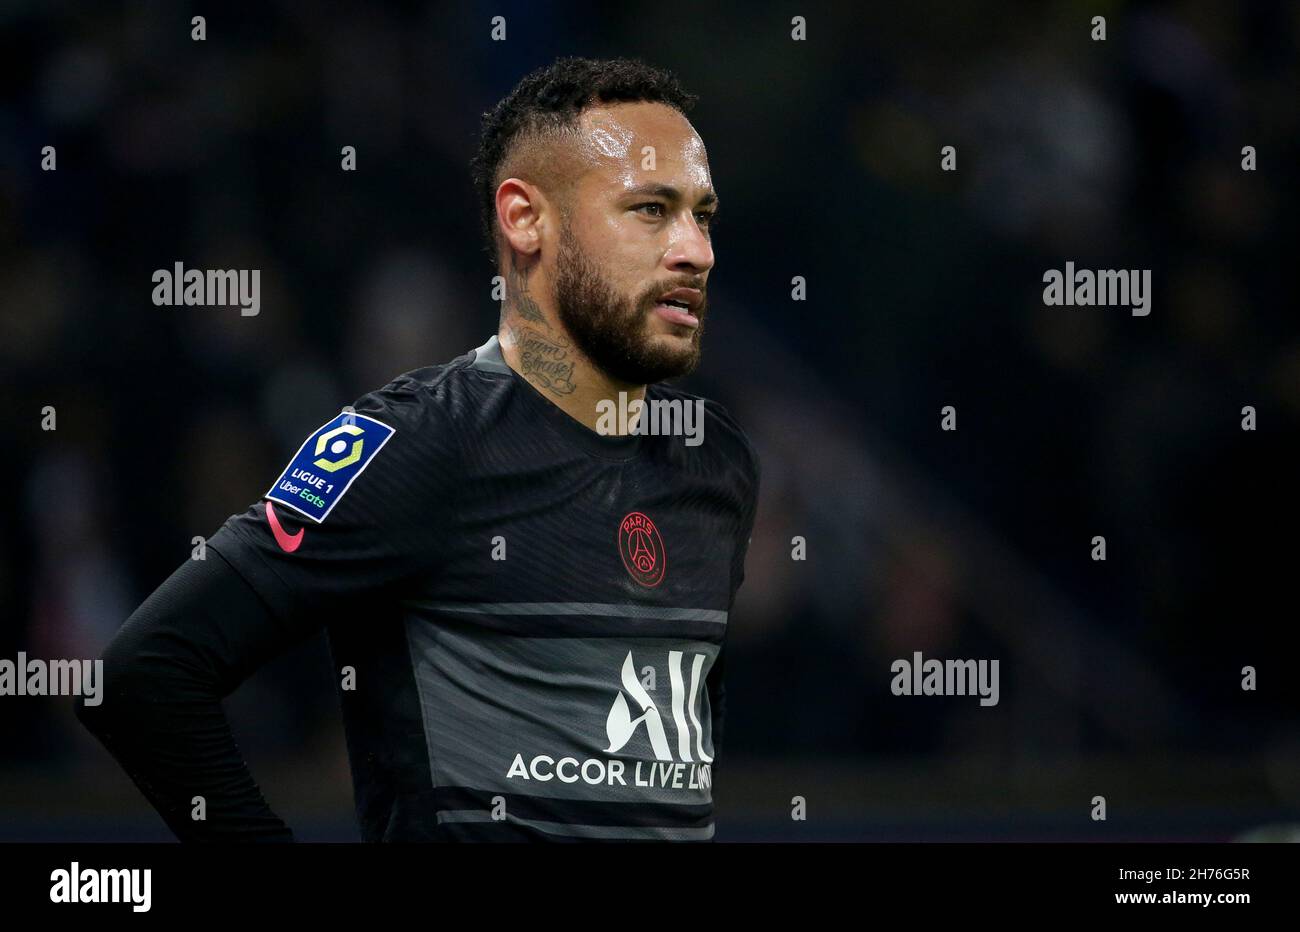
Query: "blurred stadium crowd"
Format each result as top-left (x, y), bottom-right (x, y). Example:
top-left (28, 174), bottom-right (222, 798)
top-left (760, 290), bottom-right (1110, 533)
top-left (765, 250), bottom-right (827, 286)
top-left (1, 2), bottom-right (1296, 839)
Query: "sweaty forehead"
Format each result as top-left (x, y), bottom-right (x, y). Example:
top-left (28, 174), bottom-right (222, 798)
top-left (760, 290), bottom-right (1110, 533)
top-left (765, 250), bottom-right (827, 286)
top-left (573, 103), bottom-right (711, 192)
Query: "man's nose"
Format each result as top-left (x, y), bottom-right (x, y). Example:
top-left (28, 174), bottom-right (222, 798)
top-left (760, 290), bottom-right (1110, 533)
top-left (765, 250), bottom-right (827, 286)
top-left (664, 214), bottom-right (715, 272)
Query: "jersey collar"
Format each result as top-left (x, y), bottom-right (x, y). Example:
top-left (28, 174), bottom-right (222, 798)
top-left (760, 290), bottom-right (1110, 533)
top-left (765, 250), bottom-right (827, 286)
top-left (470, 335), bottom-right (645, 460)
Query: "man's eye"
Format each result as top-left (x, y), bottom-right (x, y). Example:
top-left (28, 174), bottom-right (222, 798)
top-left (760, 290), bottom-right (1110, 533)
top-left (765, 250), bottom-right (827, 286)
top-left (635, 203), bottom-right (666, 217)
top-left (696, 211), bottom-right (717, 227)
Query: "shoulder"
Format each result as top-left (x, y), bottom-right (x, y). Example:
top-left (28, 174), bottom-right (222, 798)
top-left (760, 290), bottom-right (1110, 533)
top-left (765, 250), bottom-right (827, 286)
top-left (649, 383), bottom-right (760, 496)
top-left (348, 341), bottom-right (503, 440)
top-left (305, 346), bottom-right (490, 504)
top-left (350, 349), bottom-right (473, 425)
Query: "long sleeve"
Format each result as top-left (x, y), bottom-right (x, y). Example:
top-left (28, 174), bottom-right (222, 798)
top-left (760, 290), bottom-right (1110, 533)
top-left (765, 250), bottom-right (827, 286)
top-left (75, 385), bottom-right (449, 840)
top-left (708, 426), bottom-right (760, 771)
top-left (74, 550), bottom-right (311, 841)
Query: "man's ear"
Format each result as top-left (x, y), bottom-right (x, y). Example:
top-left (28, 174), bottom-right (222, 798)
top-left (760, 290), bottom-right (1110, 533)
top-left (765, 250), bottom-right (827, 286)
top-left (496, 178), bottom-right (543, 258)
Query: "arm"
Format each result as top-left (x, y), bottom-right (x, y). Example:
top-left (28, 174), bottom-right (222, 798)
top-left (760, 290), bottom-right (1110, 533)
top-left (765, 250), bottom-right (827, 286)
top-left (707, 425), bottom-right (760, 771)
top-left (74, 550), bottom-right (311, 841)
top-left (75, 384), bottom-right (448, 840)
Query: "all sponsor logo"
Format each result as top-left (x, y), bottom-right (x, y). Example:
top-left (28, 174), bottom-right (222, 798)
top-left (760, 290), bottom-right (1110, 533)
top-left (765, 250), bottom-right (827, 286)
top-left (505, 649), bottom-right (712, 792)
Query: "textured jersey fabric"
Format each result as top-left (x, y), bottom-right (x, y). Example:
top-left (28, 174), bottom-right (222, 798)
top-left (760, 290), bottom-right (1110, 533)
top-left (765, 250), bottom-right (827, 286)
top-left (87, 334), bottom-right (759, 841)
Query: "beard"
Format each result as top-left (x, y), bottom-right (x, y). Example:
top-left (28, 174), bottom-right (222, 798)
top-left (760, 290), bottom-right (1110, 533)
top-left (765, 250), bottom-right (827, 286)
top-left (553, 222), bottom-right (707, 386)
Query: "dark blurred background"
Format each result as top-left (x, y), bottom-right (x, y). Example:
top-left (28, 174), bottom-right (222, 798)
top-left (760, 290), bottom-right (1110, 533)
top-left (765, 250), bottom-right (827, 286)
top-left (2, 0), bottom-right (1297, 840)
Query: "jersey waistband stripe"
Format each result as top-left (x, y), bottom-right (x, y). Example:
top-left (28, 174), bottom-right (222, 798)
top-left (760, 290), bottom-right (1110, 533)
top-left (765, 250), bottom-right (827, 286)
top-left (415, 601), bottom-right (728, 624)
top-left (428, 786), bottom-right (714, 828)
top-left (435, 810), bottom-right (716, 841)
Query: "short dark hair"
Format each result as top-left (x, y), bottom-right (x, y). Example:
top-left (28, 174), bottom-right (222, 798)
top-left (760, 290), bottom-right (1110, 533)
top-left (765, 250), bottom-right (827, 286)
top-left (470, 56), bottom-right (698, 267)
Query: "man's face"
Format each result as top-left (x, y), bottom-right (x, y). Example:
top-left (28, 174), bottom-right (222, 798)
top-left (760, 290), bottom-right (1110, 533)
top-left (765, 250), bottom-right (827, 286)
top-left (551, 102), bottom-right (717, 386)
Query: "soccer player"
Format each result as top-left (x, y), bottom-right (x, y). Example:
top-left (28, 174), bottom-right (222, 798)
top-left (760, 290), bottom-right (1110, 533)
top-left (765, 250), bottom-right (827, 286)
top-left (76, 57), bottom-right (759, 842)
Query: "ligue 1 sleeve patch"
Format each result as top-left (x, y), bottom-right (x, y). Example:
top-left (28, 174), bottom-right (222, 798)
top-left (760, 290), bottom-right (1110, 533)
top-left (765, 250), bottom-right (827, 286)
top-left (264, 411), bottom-right (395, 523)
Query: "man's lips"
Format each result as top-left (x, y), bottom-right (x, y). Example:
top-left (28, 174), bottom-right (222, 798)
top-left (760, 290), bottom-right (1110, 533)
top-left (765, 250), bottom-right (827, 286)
top-left (651, 286), bottom-right (704, 328)
top-left (659, 286), bottom-right (702, 309)
top-left (652, 302), bottom-right (700, 327)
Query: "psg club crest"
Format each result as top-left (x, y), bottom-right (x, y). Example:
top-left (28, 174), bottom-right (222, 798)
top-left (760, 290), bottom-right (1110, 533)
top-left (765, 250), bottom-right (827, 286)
top-left (618, 511), bottom-right (666, 587)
